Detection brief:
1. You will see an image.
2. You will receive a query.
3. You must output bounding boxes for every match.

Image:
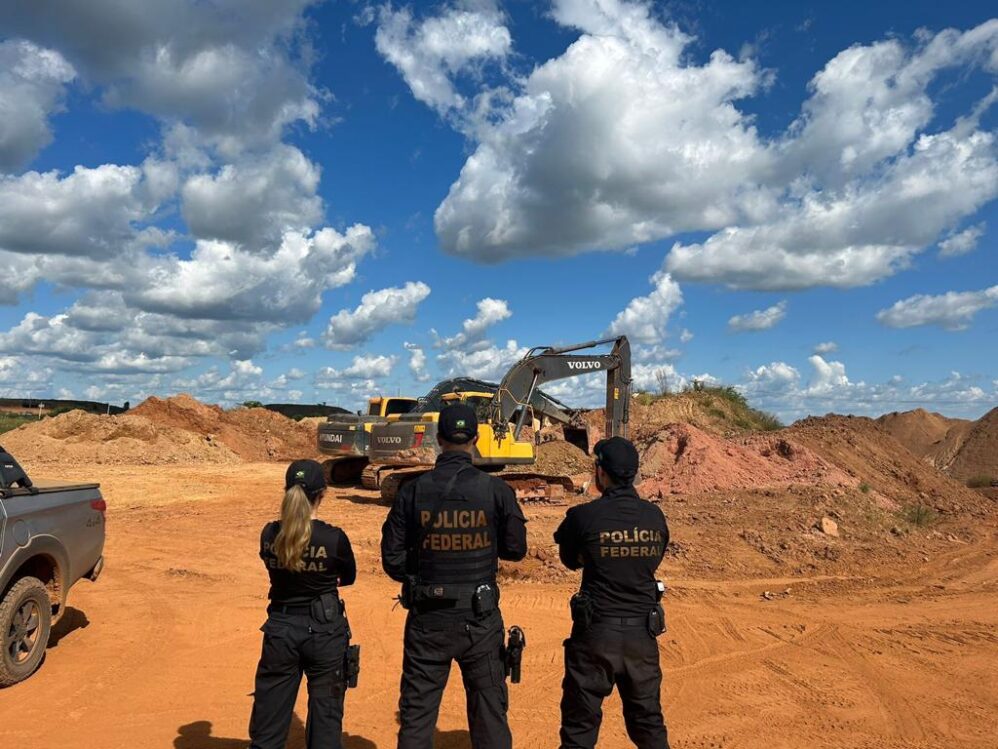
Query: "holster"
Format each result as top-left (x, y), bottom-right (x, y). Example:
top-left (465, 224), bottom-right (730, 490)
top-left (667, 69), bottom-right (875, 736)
top-left (472, 583), bottom-right (499, 616)
top-left (345, 644), bottom-right (360, 688)
top-left (504, 625), bottom-right (526, 684)
top-left (647, 604), bottom-right (666, 638)
top-left (399, 576), bottom-right (418, 610)
top-left (569, 592), bottom-right (593, 628)
top-left (310, 593), bottom-right (343, 623)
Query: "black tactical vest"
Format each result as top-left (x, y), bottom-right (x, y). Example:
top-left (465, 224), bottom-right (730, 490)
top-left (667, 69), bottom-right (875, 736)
top-left (412, 467), bottom-right (497, 586)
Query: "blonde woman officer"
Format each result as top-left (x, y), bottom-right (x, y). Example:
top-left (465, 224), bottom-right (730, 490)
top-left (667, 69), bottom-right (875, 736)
top-left (249, 460), bottom-right (356, 749)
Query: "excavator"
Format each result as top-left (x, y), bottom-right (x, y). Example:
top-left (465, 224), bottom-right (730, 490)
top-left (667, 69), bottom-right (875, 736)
top-left (363, 336), bottom-right (631, 503)
top-left (316, 395), bottom-right (418, 483)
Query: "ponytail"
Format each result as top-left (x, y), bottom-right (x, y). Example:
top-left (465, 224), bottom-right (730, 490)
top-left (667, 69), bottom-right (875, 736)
top-left (274, 484), bottom-right (314, 572)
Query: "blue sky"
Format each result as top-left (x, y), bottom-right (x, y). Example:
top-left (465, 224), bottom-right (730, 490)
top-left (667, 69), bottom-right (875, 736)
top-left (0, 0), bottom-right (995, 421)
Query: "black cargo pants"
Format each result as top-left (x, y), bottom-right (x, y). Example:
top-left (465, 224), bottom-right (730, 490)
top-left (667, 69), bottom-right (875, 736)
top-left (397, 608), bottom-right (511, 749)
top-left (560, 623), bottom-right (669, 749)
top-left (249, 611), bottom-right (349, 749)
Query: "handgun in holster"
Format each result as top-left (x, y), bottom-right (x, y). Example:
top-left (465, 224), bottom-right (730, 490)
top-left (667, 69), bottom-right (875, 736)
top-left (569, 592), bottom-right (593, 628)
top-left (647, 580), bottom-right (667, 637)
top-left (504, 626), bottom-right (526, 684)
top-left (472, 583), bottom-right (499, 616)
top-left (345, 644), bottom-right (360, 688)
top-left (311, 592), bottom-right (341, 623)
top-left (397, 575), bottom-right (418, 610)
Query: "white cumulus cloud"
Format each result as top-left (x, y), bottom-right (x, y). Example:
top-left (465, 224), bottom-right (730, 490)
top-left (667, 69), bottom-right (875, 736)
top-left (375, 1), bottom-right (511, 116)
top-left (323, 282), bottom-right (431, 350)
top-left (0, 40), bottom-right (76, 172)
top-left (728, 301), bottom-right (787, 332)
top-left (938, 223), bottom-right (986, 257)
top-left (607, 272), bottom-right (683, 343)
top-left (435, 297), bottom-right (511, 350)
top-left (405, 341), bottom-right (431, 382)
top-left (876, 285), bottom-right (998, 330)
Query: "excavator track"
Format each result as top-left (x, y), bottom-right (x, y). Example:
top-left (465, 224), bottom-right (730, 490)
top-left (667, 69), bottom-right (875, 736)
top-left (378, 467), bottom-right (433, 505)
top-left (360, 463), bottom-right (383, 490)
top-left (498, 472), bottom-right (579, 505)
top-left (321, 457), bottom-right (368, 485)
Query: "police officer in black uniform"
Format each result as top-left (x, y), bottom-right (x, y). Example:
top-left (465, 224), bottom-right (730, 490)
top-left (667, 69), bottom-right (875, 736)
top-left (554, 437), bottom-right (670, 749)
top-left (381, 403), bottom-right (527, 749)
top-left (249, 459), bottom-right (357, 749)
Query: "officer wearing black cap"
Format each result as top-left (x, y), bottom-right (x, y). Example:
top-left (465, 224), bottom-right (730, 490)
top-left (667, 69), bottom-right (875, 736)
top-left (381, 402), bottom-right (528, 749)
top-left (249, 459), bottom-right (357, 749)
top-left (554, 437), bottom-right (670, 749)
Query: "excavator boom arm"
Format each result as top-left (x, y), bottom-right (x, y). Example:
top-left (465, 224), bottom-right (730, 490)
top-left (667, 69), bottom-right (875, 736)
top-left (490, 336), bottom-right (631, 441)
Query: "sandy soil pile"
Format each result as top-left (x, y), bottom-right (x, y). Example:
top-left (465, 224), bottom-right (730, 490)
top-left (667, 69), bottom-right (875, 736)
top-left (787, 414), bottom-right (989, 516)
top-left (529, 439), bottom-right (592, 476)
top-left (585, 391), bottom-right (777, 445)
top-left (633, 423), bottom-right (854, 498)
top-left (5, 394), bottom-right (317, 465)
top-left (2, 409), bottom-right (240, 465)
top-left (124, 394), bottom-right (316, 461)
top-left (946, 407), bottom-right (998, 482)
top-left (877, 408), bottom-right (974, 467)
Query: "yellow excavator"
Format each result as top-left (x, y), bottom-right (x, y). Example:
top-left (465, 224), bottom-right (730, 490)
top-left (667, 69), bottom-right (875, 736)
top-left (316, 395), bottom-right (418, 483)
top-left (363, 336), bottom-right (631, 503)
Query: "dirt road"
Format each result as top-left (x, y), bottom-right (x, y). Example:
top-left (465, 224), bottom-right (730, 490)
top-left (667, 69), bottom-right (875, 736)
top-left (2, 463), bottom-right (995, 748)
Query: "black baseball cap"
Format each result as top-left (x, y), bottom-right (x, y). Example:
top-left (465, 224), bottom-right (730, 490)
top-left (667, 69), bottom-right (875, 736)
top-left (594, 437), bottom-right (639, 482)
top-left (438, 402), bottom-right (478, 444)
top-left (285, 459), bottom-right (326, 496)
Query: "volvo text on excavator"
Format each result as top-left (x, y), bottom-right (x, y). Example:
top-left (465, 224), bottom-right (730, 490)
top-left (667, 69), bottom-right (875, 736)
top-left (316, 395), bottom-right (418, 483)
top-left (363, 336), bottom-right (631, 503)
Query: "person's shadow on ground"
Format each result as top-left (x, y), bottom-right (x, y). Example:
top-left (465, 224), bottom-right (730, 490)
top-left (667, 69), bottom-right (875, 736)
top-left (174, 714), bottom-right (378, 748)
top-left (432, 729), bottom-right (473, 748)
top-left (391, 710), bottom-right (471, 748)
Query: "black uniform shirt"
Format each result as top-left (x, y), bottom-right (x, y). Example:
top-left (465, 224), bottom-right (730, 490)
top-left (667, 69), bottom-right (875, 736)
top-left (260, 519), bottom-right (356, 605)
top-left (554, 484), bottom-right (669, 618)
top-left (380, 450), bottom-right (528, 584)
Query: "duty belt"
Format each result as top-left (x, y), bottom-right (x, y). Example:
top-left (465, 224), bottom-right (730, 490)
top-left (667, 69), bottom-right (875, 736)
top-left (590, 614), bottom-right (646, 627)
top-left (268, 602), bottom-right (313, 615)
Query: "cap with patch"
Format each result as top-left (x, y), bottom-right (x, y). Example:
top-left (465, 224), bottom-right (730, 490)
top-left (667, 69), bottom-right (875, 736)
top-left (594, 436), bottom-right (639, 482)
top-left (285, 459), bottom-right (326, 496)
top-left (438, 402), bottom-right (478, 444)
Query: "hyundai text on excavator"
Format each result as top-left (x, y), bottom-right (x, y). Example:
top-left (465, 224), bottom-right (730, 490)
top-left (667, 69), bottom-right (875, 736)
top-left (363, 336), bottom-right (631, 503)
top-left (316, 395), bottom-right (418, 483)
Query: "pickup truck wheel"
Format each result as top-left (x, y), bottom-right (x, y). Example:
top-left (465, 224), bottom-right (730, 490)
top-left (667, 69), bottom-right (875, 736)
top-left (0, 576), bottom-right (52, 687)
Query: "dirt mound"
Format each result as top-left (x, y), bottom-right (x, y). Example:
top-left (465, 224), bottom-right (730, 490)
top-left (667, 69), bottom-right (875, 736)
top-left (876, 408), bottom-right (973, 467)
top-left (585, 390), bottom-right (781, 446)
top-left (787, 414), bottom-right (989, 517)
top-left (633, 423), bottom-right (854, 498)
top-left (131, 394), bottom-right (317, 462)
top-left (3, 409), bottom-right (239, 465)
top-left (6, 394), bottom-right (319, 465)
top-left (530, 440), bottom-right (592, 476)
top-left (947, 407), bottom-right (998, 483)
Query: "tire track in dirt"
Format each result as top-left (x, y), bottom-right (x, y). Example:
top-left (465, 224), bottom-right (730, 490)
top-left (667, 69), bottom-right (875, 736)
top-left (818, 628), bottom-right (930, 744)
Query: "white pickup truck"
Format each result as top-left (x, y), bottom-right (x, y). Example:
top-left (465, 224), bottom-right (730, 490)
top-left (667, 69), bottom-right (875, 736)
top-left (0, 447), bottom-right (105, 686)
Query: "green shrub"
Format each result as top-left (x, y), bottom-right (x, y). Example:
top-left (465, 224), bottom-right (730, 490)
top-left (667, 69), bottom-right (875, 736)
top-left (633, 392), bottom-right (656, 407)
top-left (0, 414), bottom-right (34, 434)
top-left (859, 482), bottom-right (871, 494)
top-left (756, 411), bottom-right (783, 432)
top-left (901, 503), bottom-right (938, 527)
top-left (966, 475), bottom-right (993, 489)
